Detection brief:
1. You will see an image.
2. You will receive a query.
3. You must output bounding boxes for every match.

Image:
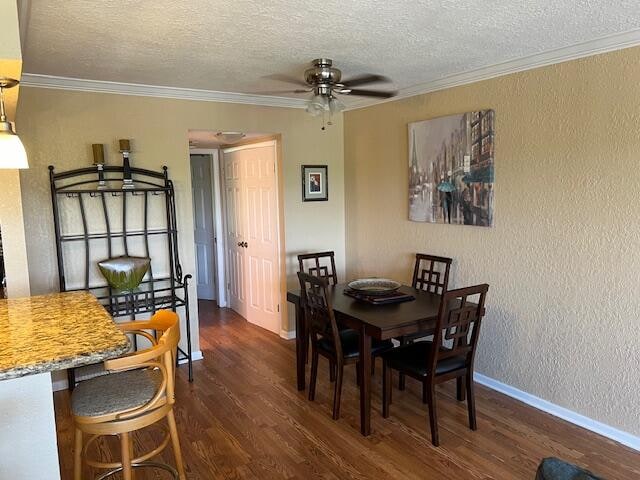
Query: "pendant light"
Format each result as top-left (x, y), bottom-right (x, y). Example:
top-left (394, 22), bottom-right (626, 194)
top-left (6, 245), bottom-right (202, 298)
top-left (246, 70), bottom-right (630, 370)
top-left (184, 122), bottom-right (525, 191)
top-left (0, 78), bottom-right (28, 169)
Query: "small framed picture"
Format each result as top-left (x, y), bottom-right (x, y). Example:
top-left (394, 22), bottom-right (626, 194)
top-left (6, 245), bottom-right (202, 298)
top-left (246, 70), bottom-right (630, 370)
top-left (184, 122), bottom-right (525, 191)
top-left (302, 165), bottom-right (328, 202)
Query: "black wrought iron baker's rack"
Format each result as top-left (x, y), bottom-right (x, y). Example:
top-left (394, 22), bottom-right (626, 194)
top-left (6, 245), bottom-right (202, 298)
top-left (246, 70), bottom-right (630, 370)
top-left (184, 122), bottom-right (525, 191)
top-left (49, 164), bottom-right (193, 384)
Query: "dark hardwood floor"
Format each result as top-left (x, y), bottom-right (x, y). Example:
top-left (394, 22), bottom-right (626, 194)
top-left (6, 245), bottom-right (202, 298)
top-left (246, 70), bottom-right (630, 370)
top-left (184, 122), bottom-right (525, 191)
top-left (54, 301), bottom-right (640, 479)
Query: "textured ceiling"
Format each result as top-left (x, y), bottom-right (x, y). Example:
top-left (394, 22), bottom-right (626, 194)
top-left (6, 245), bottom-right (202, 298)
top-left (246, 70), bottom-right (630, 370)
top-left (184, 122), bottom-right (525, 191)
top-left (21, 0), bottom-right (640, 104)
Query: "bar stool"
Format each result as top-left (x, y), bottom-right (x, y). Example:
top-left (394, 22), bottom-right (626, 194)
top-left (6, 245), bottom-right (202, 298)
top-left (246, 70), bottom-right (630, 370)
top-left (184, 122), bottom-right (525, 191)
top-left (71, 310), bottom-right (186, 480)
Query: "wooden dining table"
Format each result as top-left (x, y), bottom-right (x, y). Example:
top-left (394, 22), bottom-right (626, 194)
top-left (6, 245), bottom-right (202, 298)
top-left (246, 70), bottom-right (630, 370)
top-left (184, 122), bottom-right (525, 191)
top-left (287, 282), bottom-right (442, 436)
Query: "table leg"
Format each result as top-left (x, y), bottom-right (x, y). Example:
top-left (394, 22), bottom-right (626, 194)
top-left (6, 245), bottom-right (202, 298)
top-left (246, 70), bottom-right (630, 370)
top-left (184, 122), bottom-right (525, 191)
top-left (359, 326), bottom-right (372, 436)
top-left (295, 301), bottom-right (306, 391)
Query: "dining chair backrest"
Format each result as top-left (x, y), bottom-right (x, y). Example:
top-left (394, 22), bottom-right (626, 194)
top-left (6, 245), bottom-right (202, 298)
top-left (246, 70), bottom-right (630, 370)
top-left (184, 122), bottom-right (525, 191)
top-left (412, 253), bottom-right (453, 295)
top-left (298, 251), bottom-right (338, 285)
top-left (428, 284), bottom-right (489, 377)
top-left (297, 271), bottom-right (342, 359)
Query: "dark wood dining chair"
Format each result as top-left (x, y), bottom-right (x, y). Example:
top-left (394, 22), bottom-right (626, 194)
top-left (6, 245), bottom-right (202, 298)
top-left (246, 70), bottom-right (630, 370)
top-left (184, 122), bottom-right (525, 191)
top-left (297, 251), bottom-right (340, 377)
top-left (412, 253), bottom-right (452, 294)
top-left (297, 251), bottom-right (338, 285)
top-left (382, 283), bottom-right (489, 446)
top-left (298, 272), bottom-right (393, 420)
top-left (399, 253), bottom-right (453, 391)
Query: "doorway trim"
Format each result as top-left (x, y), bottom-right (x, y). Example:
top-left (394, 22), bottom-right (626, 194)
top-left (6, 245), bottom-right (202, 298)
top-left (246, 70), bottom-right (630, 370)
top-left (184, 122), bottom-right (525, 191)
top-left (190, 148), bottom-right (227, 307)
top-left (220, 137), bottom-right (288, 337)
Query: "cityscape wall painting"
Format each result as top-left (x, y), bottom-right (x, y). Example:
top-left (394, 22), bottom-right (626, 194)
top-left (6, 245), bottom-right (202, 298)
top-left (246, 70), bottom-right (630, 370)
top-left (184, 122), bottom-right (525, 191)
top-left (408, 110), bottom-right (495, 227)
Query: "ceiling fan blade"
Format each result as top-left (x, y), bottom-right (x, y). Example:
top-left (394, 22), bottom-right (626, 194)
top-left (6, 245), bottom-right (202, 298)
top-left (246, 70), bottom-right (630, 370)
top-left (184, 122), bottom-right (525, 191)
top-left (253, 89), bottom-right (312, 95)
top-left (263, 73), bottom-right (309, 87)
top-left (341, 74), bottom-right (391, 87)
top-left (343, 89), bottom-right (397, 98)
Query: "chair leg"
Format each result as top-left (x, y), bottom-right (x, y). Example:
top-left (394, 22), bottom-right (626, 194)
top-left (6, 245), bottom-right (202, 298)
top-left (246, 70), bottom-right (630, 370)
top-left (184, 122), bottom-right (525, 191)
top-left (399, 372), bottom-right (406, 390)
top-left (457, 376), bottom-right (466, 401)
top-left (67, 368), bottom-right (76, 391)
top-left (329, 360), bottom-right (336, 382)
top-left (398, 337), bottom-right (406, 390)
top-left (308, 348), bottom-right (319, 401)
top-left (303, 323), bottom-right (309, 365)
top-left (120, 432), bottom-right (133, 480)
top-left (129, 436), bottom-right (136, 480)
top-left (167, 409), bottom-right (187, 480)
top-left (466, 373), bottom-right (477, 431)
top-left (425, 382), bottom-right (439, 446)
top-left (332, 364), bottom-right (344, 420)
top-left (73, 428), bottom-right (82, 480)
top-left (382, 361), bottom-right (391, 418)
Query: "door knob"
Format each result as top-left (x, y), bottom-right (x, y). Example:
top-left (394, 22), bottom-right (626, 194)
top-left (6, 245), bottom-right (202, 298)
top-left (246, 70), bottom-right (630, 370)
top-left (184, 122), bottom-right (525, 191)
top-left (237, 241), bottom-right (243, 247)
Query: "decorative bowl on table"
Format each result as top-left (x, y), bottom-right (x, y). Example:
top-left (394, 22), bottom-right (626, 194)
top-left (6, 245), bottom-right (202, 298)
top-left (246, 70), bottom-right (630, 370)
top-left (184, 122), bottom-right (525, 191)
top-left (347, 278), bottom-right (401, 296)
top-left (97, 256), bottom-right (151, 292)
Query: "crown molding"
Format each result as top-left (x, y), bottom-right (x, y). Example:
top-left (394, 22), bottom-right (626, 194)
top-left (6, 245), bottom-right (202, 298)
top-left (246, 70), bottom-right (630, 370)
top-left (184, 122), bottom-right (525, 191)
top-left (345, 28), bottom-right (640, 111)
top-left (19, 73), bottom-right (308, 109)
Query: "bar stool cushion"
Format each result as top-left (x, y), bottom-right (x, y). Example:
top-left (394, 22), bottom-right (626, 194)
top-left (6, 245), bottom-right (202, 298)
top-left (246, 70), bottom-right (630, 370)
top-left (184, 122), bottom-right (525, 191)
top-left (71, 368), bottom-right (162, 418)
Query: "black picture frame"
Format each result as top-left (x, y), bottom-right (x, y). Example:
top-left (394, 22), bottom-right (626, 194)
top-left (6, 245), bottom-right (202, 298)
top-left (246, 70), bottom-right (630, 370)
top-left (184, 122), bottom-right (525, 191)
top-left (302, 165), bottom-right (328, 202)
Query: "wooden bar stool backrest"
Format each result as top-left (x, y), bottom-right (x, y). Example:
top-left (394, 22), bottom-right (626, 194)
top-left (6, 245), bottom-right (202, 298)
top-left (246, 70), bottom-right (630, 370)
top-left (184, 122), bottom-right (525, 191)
top-left (297, 272), bottom-right (342, 360)
top-left (428, 284), bottom-right (489, 377)
top-left (411, 253), bottom-right (453, 294)
top-left (80, 310), bottom-right (181, 425)
top-left (298, 251), bottom-right (338, 285)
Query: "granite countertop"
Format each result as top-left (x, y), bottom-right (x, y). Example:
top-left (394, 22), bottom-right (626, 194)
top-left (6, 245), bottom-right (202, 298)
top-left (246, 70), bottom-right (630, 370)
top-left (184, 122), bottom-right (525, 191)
top-left (0, 291), bottom-right (130, 381)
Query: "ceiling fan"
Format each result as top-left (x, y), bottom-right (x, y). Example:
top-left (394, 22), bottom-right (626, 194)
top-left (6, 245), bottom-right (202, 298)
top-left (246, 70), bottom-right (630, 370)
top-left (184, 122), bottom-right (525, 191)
top-left (266, 59), bottom-right (397, 124)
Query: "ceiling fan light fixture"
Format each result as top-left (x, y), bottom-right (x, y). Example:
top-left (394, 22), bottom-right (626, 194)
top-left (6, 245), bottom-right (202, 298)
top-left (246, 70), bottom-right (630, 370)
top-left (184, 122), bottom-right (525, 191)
top-left (311, 94), bottom-right (329, 108)
top-left (270, 59), bottom-right (396, 123)
top-left (305, 103), bottom-right (322, 116)
top-left (306, 94), bottom-right (328, 116)
top-left (328, 96), bottom-right (345, 115)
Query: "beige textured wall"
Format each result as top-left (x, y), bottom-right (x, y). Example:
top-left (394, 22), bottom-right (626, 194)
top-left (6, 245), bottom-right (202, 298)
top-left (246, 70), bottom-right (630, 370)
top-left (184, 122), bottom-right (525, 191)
top-left (17, 88), bottom-right (345, 349)
top-left (0, 169), bottom-right (30, 298)
top-left (0, 0), bottom-right (21, 61)
top-left (344, 47), bottom-right (640, 435)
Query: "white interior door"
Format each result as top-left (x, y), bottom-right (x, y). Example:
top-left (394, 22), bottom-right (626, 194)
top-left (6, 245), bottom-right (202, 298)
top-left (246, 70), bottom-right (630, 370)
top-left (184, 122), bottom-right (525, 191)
top-left (223, 141), bottom-right (280, 334)
top-left (190, 154), bottom-right (217, 301)
top-left (224, 150), bottom-right (247, 319)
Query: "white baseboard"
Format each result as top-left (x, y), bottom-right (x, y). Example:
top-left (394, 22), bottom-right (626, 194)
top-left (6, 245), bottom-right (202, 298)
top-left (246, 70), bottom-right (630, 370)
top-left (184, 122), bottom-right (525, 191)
top-left (474, 372), bottom-right (640, 452)
top-left (279, 329), bottom-right (296, 340)
top-left (52, 350), bottom-right (204, 392)
top-left (178, 349), bottom-right (204, 364)
top-left (52, 378), bottom-right (69, 392)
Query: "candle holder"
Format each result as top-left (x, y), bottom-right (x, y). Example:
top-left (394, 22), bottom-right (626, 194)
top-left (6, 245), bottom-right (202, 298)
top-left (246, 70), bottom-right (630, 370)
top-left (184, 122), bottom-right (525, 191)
top-left (119, 139), bottom-right (135, 190)
top-left (92, 144), bottom-right (107, 190)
